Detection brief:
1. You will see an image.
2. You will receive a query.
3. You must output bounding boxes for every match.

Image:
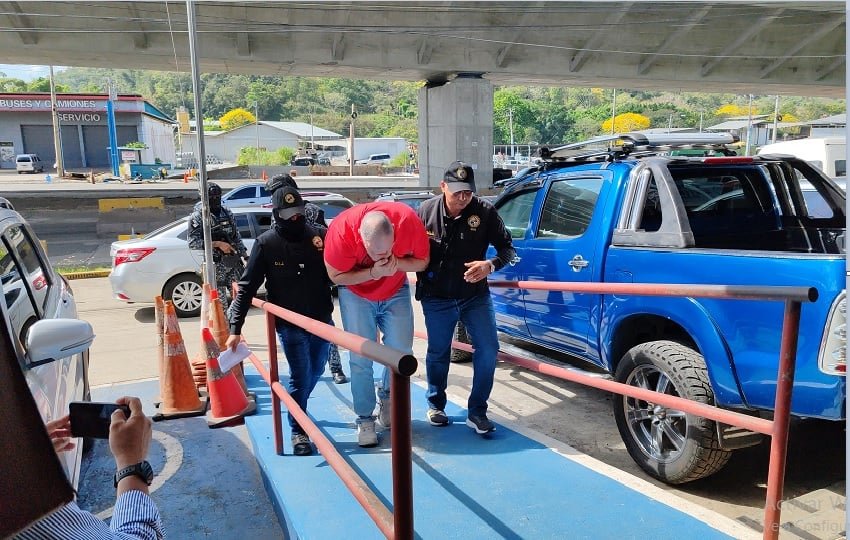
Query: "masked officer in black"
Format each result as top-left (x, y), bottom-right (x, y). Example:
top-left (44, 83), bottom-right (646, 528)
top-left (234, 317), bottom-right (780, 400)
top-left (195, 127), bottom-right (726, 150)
top-left (264, 174), bottom-right (348, 384)
top-left (225, 186), bottom-right (334, 456)
top-left (416, 161), bottom-right (516, 435)
top-left (187, 182), bottom-right (248, 311)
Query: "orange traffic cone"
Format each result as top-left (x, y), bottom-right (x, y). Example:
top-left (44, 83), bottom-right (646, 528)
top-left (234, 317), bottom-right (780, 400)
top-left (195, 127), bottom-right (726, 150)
top-left (183, 171), bottom-right (189, 183)
top-left (208, 290), bottom-right (252, 399)
top-left (261, 169), bottom-right (267, 181)
top-left (153, 302), bottom-right (207, 421)
top-left (203, 327), bottom-right (255, 428)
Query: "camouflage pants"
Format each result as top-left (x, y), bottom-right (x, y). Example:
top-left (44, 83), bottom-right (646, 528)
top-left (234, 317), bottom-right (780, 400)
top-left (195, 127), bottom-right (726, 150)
top-left (214, 256), bottom-right (244, 313)
top-left (327, 343), bottom-right (344, 374)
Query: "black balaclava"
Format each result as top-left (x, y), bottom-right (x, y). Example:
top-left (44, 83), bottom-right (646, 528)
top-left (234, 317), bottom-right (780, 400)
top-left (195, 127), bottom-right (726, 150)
top-left (208, 183), bottom-right (223, 214)
top-left (276, 213), bottom-right (307, 240)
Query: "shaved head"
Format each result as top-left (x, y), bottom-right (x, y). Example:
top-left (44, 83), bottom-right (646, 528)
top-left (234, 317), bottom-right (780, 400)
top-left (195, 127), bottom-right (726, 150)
top-left (359, 211), bottom-right (394, 261)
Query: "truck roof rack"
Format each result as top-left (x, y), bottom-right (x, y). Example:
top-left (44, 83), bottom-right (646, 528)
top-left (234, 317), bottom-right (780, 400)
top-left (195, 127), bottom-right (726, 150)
top-left (544, 132), bottom-right (739, 161)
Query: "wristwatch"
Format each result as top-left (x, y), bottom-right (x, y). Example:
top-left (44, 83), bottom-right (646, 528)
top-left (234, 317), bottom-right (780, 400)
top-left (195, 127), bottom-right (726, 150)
top-left (114, 461), bottom-right (154, 488)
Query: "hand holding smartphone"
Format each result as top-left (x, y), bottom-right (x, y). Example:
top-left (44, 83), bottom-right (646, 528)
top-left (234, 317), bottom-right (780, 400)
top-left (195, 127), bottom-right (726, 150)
top-left (69, 402), bottom-right (131, 439)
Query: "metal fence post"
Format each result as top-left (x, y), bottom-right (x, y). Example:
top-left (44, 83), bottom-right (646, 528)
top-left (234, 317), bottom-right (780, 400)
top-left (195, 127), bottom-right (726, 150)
top-left (390, 372), bottom-right (414, 540)
top-left (266, 311), bottom-right (283, 455)
top-left (762, 300), bottom-right (802, 540)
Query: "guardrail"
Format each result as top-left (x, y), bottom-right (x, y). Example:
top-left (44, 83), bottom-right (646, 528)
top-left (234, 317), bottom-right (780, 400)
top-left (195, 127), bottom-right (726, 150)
top-left (420, 280), bottom-right (817, 540)
top-left (244, 296), bottom-right (416, 540)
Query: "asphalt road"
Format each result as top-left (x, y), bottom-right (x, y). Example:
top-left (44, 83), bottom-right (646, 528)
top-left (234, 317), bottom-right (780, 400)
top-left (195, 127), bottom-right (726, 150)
top-left (70, 276), bottom-right (846, 537)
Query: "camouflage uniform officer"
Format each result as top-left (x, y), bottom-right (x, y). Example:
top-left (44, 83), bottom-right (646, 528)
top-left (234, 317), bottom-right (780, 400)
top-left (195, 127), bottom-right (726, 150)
top-left (187, 183), bottom-right (248, 311)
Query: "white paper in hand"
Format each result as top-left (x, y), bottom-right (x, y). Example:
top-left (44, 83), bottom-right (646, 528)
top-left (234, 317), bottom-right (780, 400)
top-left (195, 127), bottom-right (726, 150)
top-left (218, 342), bottom-right (251, 373)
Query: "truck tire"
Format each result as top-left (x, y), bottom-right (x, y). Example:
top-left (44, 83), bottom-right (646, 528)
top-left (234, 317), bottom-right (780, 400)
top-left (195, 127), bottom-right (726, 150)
top-left (451, 321), bottom-right (473, 363)
top-left (163, 273), bottom-right (203, 318)
top-left (613, 340), bottom-right (731, 484)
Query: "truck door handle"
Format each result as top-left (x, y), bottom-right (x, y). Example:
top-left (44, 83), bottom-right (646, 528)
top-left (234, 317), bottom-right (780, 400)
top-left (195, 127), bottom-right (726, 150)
top-left (568, 255), bottom-right (589, 272)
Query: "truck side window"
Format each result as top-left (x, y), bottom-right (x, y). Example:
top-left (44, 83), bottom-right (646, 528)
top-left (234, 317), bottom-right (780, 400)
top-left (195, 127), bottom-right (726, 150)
top-left (495, 190), bottom-right (537, 239)
top-left (536, 178), bottom-right (601, 238)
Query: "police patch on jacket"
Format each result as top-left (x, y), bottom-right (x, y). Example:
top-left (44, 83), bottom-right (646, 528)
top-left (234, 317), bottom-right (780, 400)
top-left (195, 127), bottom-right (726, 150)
top-left (467, 215), bottom-right (481, 230)
top-left (312, 235), bottom-right (324, 250)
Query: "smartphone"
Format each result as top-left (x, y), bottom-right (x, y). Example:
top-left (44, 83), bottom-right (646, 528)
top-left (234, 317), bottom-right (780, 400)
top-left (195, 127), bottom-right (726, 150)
top-left (69, 402), bottom-right (131, 439)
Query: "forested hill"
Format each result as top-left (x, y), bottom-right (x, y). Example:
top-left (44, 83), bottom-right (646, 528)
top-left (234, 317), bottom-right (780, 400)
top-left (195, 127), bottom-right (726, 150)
top-left (5, 66), bottom-right (843, 145)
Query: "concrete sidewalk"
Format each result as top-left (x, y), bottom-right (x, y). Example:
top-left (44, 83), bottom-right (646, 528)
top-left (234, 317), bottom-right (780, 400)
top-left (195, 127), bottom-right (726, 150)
top-left (243, 359), bottom-right (757, 540)
top-left (77, 379), bottom-right (285, 540)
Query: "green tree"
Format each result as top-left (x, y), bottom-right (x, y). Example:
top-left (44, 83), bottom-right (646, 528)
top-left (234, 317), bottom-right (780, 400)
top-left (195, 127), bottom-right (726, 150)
top-left (26, 77), bottom-right (70, 92)
top-left (220, 108), bottom-right (256, 131)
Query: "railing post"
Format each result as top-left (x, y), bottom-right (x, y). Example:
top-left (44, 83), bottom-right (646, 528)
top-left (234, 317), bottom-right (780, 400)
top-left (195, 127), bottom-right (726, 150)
top-left (390, 372), bottom-right (414, 540)
top-left (762, 300), bottom-right (802, 540)
top-left (266, 311), bottom-right (283, 456)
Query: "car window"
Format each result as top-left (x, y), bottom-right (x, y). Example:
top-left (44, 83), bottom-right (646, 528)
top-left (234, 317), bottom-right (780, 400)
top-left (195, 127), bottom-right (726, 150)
top-left (256, 213), bottom-right (273, 233)
top-left (259, 186), bottom-right (270, 198)
top-left (835, 160), bottom-right (846, 177)
top-left (536, 177), bottom-right (602, 238)
top-left (228, 187), bottom-right (257, 200)
top-left (6, 226), bottom-right (50, 313)
top-left (0, 233), bottom-right (40, 346)
top-left (234, 214), bottom-right (252, 239)
top-left (317, 200), bottom-right (353, 220)
top-left (495, 190), bottom-right (537, 239)
top-left (398, 198), bottom-right (428, 211)
top-left (802, 190), bottom-right (834, 219)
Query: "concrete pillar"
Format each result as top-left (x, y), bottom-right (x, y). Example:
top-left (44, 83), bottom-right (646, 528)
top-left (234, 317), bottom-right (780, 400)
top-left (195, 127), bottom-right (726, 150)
top-left (418, 75), bottom-right (493, 189)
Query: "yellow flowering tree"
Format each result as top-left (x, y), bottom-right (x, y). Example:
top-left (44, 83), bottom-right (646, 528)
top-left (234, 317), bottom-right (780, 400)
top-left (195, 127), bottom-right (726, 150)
top-left (220, 108), bottom-right (256, 131)
top-left (715, 104), bottom-right (756, 117)
top-left (601, 112), bottom-right (651, 133)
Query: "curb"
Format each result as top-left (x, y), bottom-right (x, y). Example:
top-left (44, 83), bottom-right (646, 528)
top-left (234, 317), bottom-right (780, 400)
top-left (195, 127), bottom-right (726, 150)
top-left (60, 269), bottom-right (111, 280)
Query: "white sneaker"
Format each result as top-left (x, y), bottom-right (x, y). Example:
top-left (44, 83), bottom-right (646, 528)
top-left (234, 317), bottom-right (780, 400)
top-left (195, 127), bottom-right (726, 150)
top-left (357, 420), bottom-right (378, 447)
top-left (377, 398), bottom-right (391, 428)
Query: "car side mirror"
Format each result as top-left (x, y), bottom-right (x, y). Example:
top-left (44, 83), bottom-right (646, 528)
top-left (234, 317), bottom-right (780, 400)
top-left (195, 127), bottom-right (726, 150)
top-left (26, 319), bottom-right (95, 367)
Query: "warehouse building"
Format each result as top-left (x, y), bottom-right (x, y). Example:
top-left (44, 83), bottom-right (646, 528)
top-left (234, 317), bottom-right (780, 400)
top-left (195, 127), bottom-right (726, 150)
top-left (0, 92), bottom-right (175, 170)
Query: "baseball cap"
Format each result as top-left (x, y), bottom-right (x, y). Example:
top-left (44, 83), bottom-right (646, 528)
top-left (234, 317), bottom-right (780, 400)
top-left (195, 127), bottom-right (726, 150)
top-left (443, 161), bottom-right (475, 193)
top-left (272, 186), bottom-right (306, 220)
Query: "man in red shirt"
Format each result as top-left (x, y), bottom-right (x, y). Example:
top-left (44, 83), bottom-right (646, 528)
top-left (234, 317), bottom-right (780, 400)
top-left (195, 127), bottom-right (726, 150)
top-left (324, 202), bottom-right (429, 447)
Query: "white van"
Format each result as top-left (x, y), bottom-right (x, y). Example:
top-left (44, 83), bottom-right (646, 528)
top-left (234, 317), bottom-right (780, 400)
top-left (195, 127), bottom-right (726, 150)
top-left (355, 153), bottom-right (392, 165)
top-left (16, 154), bottom-right (44, 174)
top-left (757, 138), bottom-right (846, 178)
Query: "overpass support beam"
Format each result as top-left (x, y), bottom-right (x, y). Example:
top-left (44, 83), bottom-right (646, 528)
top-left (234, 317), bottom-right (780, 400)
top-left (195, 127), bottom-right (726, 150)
top-left (418, 75), bottom-right (493, 189)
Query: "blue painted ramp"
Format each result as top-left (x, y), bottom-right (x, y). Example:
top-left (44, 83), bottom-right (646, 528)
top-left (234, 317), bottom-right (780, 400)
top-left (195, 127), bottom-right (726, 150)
top-left (243, 361), bottom-right (738, 540)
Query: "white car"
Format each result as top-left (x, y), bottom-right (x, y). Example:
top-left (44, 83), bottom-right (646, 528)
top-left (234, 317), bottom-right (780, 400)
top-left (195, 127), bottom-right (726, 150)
top-left (220, 182), bottom-right (271, 208)
top-left (0, 208), bottom-right (90, 488)
top-left (109, 193), bottom-right (355, 318)
top-left (354, 153), bottom-right (392, 166)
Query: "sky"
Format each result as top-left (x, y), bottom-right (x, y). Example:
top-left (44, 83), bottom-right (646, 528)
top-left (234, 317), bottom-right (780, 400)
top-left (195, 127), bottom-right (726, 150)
top-left (0, 64), bottom-right (66, 81)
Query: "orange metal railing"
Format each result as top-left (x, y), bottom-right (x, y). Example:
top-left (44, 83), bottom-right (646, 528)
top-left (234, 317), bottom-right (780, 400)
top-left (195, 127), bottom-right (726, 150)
top-left (245, 297), bottom-right (416, 540)
top-left (418, 280), bottom-right (817, 540)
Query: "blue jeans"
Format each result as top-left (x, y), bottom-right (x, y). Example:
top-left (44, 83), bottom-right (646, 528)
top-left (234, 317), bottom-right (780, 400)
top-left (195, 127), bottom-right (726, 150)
top-left (338, 283), bottom-right (413, 421)
top-left (421, 293), bottom-right (498, 417)
top-left (276, 317), bottom-right (332, 434)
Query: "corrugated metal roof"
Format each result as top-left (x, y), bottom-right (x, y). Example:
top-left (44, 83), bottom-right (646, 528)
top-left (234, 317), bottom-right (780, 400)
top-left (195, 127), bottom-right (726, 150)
top-left (706, 119), bottom-right (769, 130)
top-left (259, 121), bottom-right (341, 138)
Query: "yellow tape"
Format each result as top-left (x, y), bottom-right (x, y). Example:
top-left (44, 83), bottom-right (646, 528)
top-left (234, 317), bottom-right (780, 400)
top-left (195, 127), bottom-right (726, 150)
top-left (98, 197), bottom-right (164, 212)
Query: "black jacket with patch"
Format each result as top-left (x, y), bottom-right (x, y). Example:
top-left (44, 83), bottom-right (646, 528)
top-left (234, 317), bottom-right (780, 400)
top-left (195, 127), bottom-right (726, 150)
top-left (229, 223), bottom-right (333, 334)
top-left (416, 195), bottom-right (516, 299)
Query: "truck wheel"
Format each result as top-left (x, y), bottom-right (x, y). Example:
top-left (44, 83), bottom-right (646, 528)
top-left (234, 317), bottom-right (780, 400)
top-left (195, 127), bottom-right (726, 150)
top-left (451, 321), bottom-right (473, 363)
top-left (163, 274), bottom-right (203, 318)
top-left (613, 340), bottom-right (731, 484)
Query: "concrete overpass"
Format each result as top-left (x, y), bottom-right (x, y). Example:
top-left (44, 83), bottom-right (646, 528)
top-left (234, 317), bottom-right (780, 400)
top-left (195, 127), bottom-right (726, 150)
top-left (0, 1), bottom-right (845, 185)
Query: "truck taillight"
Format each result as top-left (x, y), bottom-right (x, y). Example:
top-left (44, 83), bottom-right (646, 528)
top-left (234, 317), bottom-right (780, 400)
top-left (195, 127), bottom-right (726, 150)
top-left (114, 247), bottom-right (155, 266)
top-left (820, 294), bottom-right (846, 376)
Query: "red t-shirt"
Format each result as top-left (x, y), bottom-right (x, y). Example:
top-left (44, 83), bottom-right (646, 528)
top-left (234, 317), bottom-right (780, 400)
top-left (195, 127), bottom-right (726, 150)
top-left (324, 201), bottom-right (430, 301)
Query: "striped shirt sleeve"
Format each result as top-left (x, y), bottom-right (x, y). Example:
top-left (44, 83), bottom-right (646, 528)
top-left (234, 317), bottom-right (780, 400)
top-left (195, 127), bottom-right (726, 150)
top-left (14, 491), bottom-right (163, 540)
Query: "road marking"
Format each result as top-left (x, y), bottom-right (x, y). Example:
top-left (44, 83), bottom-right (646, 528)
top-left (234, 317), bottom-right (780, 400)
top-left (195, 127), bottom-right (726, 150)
top-left (94, 429), bottom-right (184, 520)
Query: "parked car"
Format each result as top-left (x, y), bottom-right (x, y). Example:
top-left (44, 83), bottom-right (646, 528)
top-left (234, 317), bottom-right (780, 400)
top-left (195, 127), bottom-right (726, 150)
top-left (16, 153), bottom-right (44, 174)
top-left (109, 207), bottom-right (270, 318)
top-left (355, 153), bottom-right (392, 165)
top-left (0, 207), bottom-right (90, 488)
top-left (220, 182), bottom-right (271, 208)
top-left (110, 192), bottom-right (355, 318)
top-left (291, 156), bottom-right (317, 166)
top-left (0, 197), bottom-right (15, 211)
top-left (374, 191), bottom-right (435, 211)
top-left (476, 132), bottom-right (846, 485)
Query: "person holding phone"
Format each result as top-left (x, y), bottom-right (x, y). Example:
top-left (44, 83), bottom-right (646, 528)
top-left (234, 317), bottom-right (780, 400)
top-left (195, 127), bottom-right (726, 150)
top-left (17, 396), bottom-right (164, 540)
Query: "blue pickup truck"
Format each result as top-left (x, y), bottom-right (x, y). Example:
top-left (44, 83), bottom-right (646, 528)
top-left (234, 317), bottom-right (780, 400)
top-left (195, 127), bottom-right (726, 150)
top-left (483, 133), bottom-right (846, 484)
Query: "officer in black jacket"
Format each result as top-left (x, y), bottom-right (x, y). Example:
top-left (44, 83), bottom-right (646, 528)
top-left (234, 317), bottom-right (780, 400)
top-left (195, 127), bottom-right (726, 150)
top-left (226, 186), bottom-right (333, 456)
top-left (416, 161), bottom-right (516, 435)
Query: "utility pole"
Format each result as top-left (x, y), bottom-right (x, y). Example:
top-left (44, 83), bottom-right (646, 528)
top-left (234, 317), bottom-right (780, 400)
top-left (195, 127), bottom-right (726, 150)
top-left (699, 110), bottom-right (704, 133)
top-left (105, 79), bottom-right (120, 177)
top-left (508, 108), bottom-right (515, 156)
top-left (772, 95), bottom-right (780, 143)
top-left (254, 101), bottom-right (260, 159)
top-left (610, 89), bottom-right (617, 135)
top-left (744, 94), bottom-right (754, 156)
top-left (349, 104), bottom-right (357, 176)
top-left (310, 110), bottom-right (315, 154)
top-left (48, 65), bottom-right (64, 177)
